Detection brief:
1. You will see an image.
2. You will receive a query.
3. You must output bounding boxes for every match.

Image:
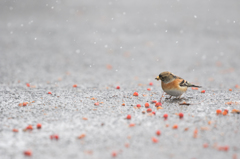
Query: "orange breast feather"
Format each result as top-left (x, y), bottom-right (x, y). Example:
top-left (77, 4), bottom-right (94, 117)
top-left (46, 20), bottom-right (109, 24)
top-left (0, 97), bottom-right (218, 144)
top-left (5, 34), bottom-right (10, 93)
top-left (161, 79), bottom-right (187, 91)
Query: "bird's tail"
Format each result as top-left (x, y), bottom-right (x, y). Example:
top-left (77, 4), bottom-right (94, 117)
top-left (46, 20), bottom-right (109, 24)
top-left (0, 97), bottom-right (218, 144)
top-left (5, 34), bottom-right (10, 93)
top-left (188, 84), bottom-right (201, 88)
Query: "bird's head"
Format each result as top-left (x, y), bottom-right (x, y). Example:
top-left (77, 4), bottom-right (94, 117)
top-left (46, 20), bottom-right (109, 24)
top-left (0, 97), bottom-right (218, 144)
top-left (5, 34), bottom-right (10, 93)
top-left (155, 71), bottom-right (175, 83)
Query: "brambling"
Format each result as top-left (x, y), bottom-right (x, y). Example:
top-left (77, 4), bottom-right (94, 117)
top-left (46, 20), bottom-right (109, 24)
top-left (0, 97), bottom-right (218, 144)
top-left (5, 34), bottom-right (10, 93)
top-left (155, 71), bottom-right (201, 100)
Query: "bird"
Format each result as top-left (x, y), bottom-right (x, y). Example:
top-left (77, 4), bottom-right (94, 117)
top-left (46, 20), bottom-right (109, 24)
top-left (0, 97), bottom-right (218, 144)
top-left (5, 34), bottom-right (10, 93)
top-left (155, 71), bottom-right (201, 100)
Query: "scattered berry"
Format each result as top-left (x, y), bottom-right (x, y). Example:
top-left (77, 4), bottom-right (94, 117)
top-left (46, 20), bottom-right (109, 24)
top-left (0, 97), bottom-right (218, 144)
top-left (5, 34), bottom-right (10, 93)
top-left (203, 143), bottom-right (208, 148)
top-left (116, 86), bottom-right (120, 89)
top-left (126, 115), bottom-right (131, 120)
top-left (78, 134), bottom-right (86, 139)
top-left (152, 137), bottom-right (158, 143)
top-left (147, 88), bottom-right (151, 91)
top-left (73, 84), bottom-right (77, 87)
top-left (23, 102), bottom-right (27, 106)
top-left (145, 103), bottom-right (150, 108)
top-left (156, 130), bottom-right (161, 136)
top-left (218, 146), bottom-right (229, 151)
top-left (125, 143), bottom-right (129, 148)
top-left (149, 82), bottom-right (153, 86)
top-left (136, 104), bottom-right (141, 108)
top-left (222, 111), bottom-right (228, 116)
top-left (179, 112), bottom-right (184, 119)
top-left (193, 129), bottom-right (198, 138)
top-left (24, 150), bottom-right (32, 156)
top-left (201, 90), bottom-right (205, 93)
top-left (229, 88), bottom-right (232, 91)
top-left (129, 123), bottom-right (135, 127)
top-left (192, 87), bottom-right (198, 90)
top-left (12, 129), bottom-right (18, 132)
top-left (147, 108), bottom-right (152, 112)
top-left (26, 83), bottom-right (30, 87)
top-left (163, 114), bottom-right (168, 119)
top-left (224, 109), bottom-right (228, 113)
top-left (152, 111), bottom-right (156, 115)
top-left (48, 92), bottom-right (52, 94)
top-left (36, 123), bottom-right (42, 129)
top-left (122, 103), bottom-right (125, 106)
top-left (216, 109), bottom-right (222, 115)
top-left (112, 152), bottom-right (117, 157)
top-left (26, 125), bottom-right (33, 130)
top-left (133, 92), bottom-right (139, 96)
top-left (172, 124), bottom-right (178, 129)
top-left (151, 100), bottom-right (157, 104)
top-left (155, 102), bottom-right (162, 107)
top-left (94, 102), bottom-right (99, 106)
top-left (50, 134), bottom-right (59, 140)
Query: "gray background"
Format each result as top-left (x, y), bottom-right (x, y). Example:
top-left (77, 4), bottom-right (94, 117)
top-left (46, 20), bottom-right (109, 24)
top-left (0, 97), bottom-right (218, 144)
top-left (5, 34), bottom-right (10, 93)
top-left (0, 0), bottom-right (240, 159)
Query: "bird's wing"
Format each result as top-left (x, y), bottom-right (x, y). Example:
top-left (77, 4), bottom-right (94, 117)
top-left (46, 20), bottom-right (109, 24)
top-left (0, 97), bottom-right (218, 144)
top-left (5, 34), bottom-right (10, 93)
top-left (179, 79), bottom-right (201, 88)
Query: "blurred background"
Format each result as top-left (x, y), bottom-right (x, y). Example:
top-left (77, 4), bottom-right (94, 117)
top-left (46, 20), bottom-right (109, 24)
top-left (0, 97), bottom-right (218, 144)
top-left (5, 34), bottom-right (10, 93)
top-left (1, 0), bottom-right (240, 88)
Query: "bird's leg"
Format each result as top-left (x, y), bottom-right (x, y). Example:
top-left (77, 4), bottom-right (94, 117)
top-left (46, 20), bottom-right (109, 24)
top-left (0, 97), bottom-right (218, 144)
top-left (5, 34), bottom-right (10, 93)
top-left (165, 95), bottom-right (172, 100)
top-left (177, 95), bottom-right (182, 99)
top-left (159, 92), bottom-right (165, 103)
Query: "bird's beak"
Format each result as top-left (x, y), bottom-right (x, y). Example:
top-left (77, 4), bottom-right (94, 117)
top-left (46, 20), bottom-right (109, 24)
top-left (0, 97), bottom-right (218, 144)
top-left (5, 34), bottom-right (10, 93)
top-left (155, 76), bottom-right (160, 81)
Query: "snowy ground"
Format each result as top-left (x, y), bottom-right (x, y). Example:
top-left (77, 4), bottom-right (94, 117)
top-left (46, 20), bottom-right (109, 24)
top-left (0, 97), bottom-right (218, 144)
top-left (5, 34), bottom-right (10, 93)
top-left (0, 0), bottom-right (240, 159)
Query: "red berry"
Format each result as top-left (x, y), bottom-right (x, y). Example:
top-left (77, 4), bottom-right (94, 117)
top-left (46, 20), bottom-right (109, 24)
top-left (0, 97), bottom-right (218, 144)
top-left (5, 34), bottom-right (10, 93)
top-left (155, 102), bottom-right (162, 107)
top-left (147, 108), bottom-right (152, 112)
top-left (133, 92), bottom-right (139, 96)
top-left (73, 84), bottom-right (77, 87)
top-left (94, 102), bottom-right (99, 106)
top-left (172, 124), bottom-right (178, 129)
top-left (26, 83), bottom-right (30, 87)
top-left (126, 115), bottom-right (131, 120)
top-left (48, 92), bottom-right (52, 94)
top-left (223, 146), bottom-right (229, 151)
top-left (116, 86), bottom-right (120, 89)
top-left (26, 125), bottom-right (33, 130)
top-left (36, 123), bottom-right (42, 129)
top-left (112, 152), bottom-right (117, 157)
top-left (156, 130), bottom-right (161, 136)
top-left (24, 150), bottom-right (32, 156)
top-left (54, 135), bottom-right (59, 140)
top-left (50, 134), bottom-right (59, 140)
top-left (151, 100), bottom-right (157, 104)
top-left (23, 102), bottom-right (27, 106)
top-left (152, 111), bottom-right (156, 115)
top-left (12, 129), bottom-right (18, 132)
top-left (149, 82), bottom-right (153, 86)
top-left (136, 104), bottom-right (141, 108)
top-left (163, 114), bottom-right (168, 119)
top-left (216, 109), bottom-right (222, 115)
top-left (129, 123), bottom-right (135, 127)
top-left (203, 143), bottom-right (208, 148)
top-left (201, 90), bottom-right (205, 93)
top-left (152, 137), bottom-right (158, 143)
top-left (224, 109), bottom-right (228, 113)
top-left (147, 88), bottom-right (151, 91)
top-left (145, 103), bottom-right (150, 108)
top-left (179, 113), bottom-right (184, 119)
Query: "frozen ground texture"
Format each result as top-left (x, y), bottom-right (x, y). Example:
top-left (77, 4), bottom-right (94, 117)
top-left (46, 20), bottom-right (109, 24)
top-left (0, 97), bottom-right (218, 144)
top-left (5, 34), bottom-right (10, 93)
top-left (0, 0), bottom-right (240, 159)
